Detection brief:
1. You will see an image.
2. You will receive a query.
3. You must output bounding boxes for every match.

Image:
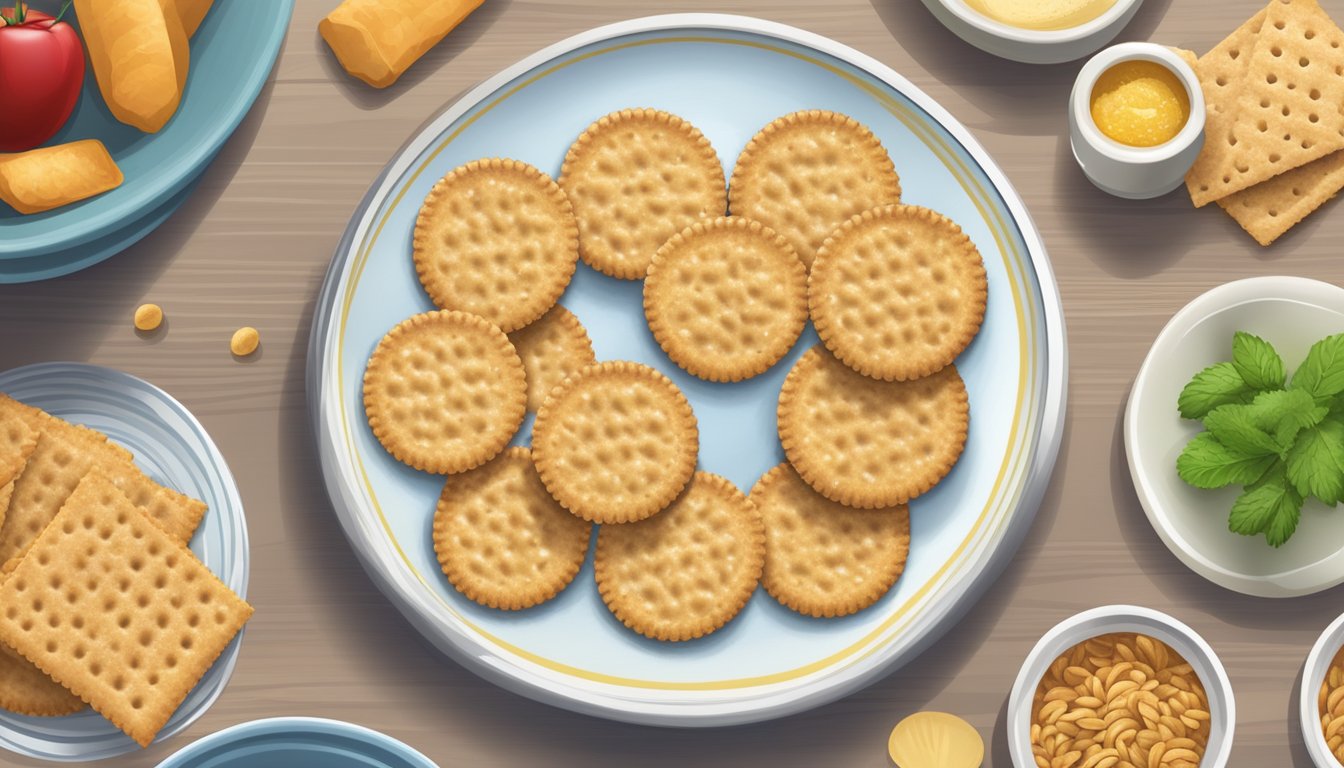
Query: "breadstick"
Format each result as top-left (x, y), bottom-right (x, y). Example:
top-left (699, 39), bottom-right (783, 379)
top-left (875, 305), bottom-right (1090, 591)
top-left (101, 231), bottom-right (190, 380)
top-left (319, 0), bottom-right (484, 89)
top-left (73, 0), bottom-right (189, 132)
top-left (0, 140), bottom-right (123, 215)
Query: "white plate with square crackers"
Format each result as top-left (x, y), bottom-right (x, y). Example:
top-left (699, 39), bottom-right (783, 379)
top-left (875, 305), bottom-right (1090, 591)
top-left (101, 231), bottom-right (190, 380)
top-left (0, 363), bottom-right (250, 761)
top-left (308, 13), bottom-right (1067, 725)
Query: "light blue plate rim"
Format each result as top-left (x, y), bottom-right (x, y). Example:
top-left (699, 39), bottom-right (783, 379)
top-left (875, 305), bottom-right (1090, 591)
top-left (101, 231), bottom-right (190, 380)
top-left (153, 717), bottom-right (440, 768)
top-left (307, 13), bottom-right (1069, 726)
top-left (0, 363), bottom-right (250, 762)
top-left (0, 0), bottom-right (294, 268)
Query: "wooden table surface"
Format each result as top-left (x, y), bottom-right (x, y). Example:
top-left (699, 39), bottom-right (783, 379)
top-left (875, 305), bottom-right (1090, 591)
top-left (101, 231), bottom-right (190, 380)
top-left (2, 1), bottom-right (1339, 765)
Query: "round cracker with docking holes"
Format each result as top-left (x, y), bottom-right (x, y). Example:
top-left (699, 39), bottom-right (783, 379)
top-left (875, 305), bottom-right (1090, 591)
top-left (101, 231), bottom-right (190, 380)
top-left (729, 110), bottom-right (901, 269)
top-left (643, 217), bottom-right (808, 382)
top-left (559, 108), bottom-right (727, 280)
top-left (594, 472), bottom-right (765, 642)
top-left (777, 346), bottom-right (969, 509)
top-left (531, 362), bottom-right (698, 524)
top-left (0, 650), bottom-right (85, 717)
top-left (507, 304), bottom-right (597, 412)
top-left (432, 448), bottom-right (592, 610)
top-left (363, 311), bottom-right (526, 475)
top-left (750, 463), bottom-right (910, 618)
top-left (810, 205), bottom-right (987, 382)
top-left (413, 158), bottom-right (579, 333)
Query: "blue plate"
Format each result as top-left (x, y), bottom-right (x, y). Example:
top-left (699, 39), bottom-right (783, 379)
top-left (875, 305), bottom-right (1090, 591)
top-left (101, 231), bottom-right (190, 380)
top-left (155, 718), bottom-right (439, 768)
top-left (0, 0), bottom-right (293, 283)
top-left (0, 364), bottom-right (250, 762)
top-left (310, 14), bottom-right (1068, 726)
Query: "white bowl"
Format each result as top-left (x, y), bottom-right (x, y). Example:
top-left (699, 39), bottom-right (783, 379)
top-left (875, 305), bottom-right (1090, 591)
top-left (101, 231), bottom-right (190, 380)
top-left (1069, 43), bottom-right (1206, 199)
top-left (1126, 277), bottom-right (1344, 597)
top-left (918, 0), bottom-right (1145, 64)
top-left (1007, 605), bottom-right (1235, 768)
top-left (1304, 614), bottom-right (1344, 768)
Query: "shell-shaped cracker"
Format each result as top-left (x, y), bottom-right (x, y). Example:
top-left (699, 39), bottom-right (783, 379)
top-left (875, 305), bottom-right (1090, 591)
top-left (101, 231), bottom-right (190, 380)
top-left (594, 472), bottom-right (764, 642)
top-left (433, 447), bottom-right (592, 610)
top-left (810, 205), bottom-right (987, 382)
top-left (363, 310), bottom-right (526, 475)
top-left (729, 109), bottom-right (900, 269)
top-left (777, 346), bottom-right (968, 508)
top-left (532, 361), bottom-right (698, 523)
top-left (559, 108), bottom-right (727, 280)
top-left (750, 463), bottom-right (909, 618)
top-left (413, 158), bottom-right (579, 333)
top-left (507, 305), bottom-right (597, 412)
top-left (887, 712), bottom-right (984, 768)
top-left (644, 217), bottom-right (808, 383)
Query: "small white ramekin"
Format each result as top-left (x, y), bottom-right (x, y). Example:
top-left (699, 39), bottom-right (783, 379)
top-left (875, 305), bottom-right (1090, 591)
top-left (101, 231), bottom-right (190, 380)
top-left (1007, 605), bottom-right (1235, 768)
top-left (1069, 42), bottom-right (1205, 199)
top-left (1303, 613), bottom-right (1344, 767)
top-left (918, 0), bottom-right (1145, 65)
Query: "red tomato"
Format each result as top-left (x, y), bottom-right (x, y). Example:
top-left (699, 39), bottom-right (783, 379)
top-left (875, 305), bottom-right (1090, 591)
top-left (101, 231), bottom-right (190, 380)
top-left (0, 5), bottom-right (85, 152)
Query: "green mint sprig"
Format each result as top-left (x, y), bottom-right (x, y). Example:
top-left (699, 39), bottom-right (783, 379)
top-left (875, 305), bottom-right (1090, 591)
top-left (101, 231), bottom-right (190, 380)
top-left (1176, 331), bottom-right (1344, 547)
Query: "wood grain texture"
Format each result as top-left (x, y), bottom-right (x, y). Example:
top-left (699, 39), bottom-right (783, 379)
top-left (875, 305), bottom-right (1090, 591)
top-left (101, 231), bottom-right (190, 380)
top-left (0, 1), bottom-right (1338, 765)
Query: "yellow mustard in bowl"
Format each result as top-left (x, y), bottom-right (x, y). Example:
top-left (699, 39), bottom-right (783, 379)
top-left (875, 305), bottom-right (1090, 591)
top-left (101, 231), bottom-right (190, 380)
top-left (962, 0), bottom-right (1118, 31)
top-left (1089, 60), bottom-right (1191, 148)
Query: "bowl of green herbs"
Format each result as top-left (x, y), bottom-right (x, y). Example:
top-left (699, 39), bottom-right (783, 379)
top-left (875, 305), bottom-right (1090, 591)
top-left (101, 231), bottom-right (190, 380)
top-left (1126, 277), bottom-right (1344, 597)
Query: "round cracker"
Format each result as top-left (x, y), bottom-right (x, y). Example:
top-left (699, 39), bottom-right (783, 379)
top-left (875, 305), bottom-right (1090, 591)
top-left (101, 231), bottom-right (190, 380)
top-left (594, 472), bottom-right (764, 641)
top-left (532, 362), bottom-right (698, 524)
top-left (507, 304), bottom-right (597, 412)
top-left (413, 158), bottom-right (579, 333)
top-left (0, 650), bottom-right (85, 717)
top-left (363, 311), bottom-right (526, 475)
top-left (810, 205), bottom-right (987, 382)
top-left (643, 217), bottom-right (808, 382)
top-left (777, 345), bottom-right (968, 509)
top-left (750, 463), bottom-right (910, 618)
top-left (728, 110), bottom-right (901, 269)
top-left (432, 447), bottom-right (592, 610)
top-left (559, 108), bottom-right (727, 280)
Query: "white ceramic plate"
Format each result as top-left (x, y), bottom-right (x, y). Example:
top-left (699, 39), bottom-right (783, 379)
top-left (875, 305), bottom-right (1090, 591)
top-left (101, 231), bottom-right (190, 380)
top-left (0, 363), bottom-right (249, 762)
top-left (308, 13), bottom-right (1067, 726)
top-left (1126, 276), bottom-right (1344, 598)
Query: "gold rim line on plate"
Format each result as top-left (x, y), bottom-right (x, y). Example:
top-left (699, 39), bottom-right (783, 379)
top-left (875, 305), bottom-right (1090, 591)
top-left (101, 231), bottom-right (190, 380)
top-left (332, 34), bottom-right (1042, 692)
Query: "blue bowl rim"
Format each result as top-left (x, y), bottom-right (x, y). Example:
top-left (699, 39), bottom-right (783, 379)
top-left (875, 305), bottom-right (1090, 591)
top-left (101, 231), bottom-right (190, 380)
top-left (154, 717), bottom-right (439, 768)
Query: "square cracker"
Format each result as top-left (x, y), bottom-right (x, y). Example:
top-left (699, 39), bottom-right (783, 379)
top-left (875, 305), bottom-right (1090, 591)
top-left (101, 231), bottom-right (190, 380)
top-left (0, 395), bottom-right (207, 567)
top-left (0, 410), bottom-right (38, 526)
top-left (1186, 8), bottom-right (1268, 205)
top-left (1217, 149), bottom-right (1344, 244)
top-left (1188, 0), bottom-right (1344, 206)
top-left (0, 472), bottom-right (252, 746)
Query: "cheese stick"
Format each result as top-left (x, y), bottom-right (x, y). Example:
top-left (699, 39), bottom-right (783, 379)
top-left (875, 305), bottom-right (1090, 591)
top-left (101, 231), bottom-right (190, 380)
top-left (73, 0), bottom-right (189, 133)
top-left (319, 0), bottom-right (484, 89)
top-left (0, 140), bottom-right (123, 215)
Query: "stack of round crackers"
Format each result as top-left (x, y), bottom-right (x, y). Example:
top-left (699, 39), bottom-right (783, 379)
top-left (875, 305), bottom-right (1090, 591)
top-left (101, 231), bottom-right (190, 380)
top-left (362, 106), bottom-right (986, 642)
